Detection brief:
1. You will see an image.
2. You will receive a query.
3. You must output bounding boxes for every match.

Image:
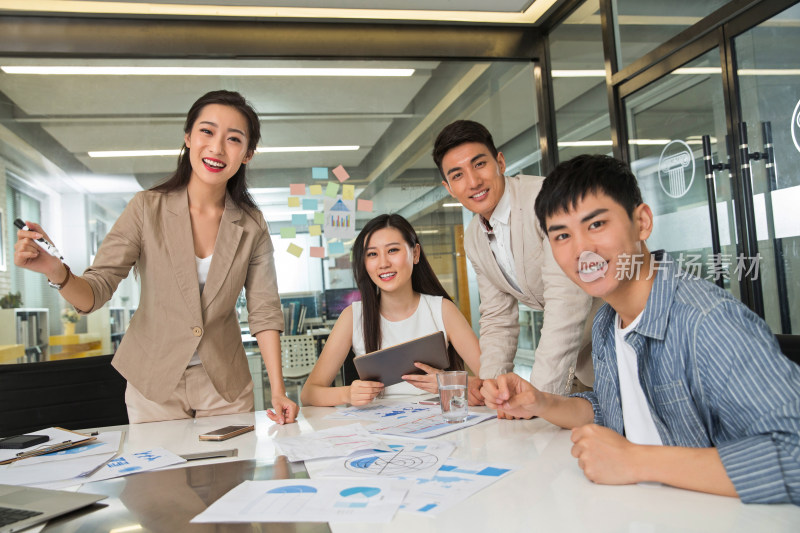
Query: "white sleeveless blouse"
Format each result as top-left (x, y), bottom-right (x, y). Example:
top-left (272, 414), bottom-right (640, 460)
top-left (351, 294), bottom-right (447, 396)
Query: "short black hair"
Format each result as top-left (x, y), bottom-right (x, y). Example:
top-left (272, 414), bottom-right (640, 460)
top-left (432, 120), bottom-right (498, 180)
top-left (534, 154), bottom-right (643, 234)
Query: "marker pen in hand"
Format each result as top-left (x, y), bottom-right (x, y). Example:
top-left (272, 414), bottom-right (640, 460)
top-left (14, 219), bottom-right (64, 261)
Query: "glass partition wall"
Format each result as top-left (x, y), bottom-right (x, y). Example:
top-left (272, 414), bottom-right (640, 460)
top-left (0, 57), bottom-right (541, 364)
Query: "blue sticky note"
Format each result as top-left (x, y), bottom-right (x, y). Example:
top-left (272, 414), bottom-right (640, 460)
top-left (292, 214), bottom-right (307, 226)
top-left (312, 167), bottom-right (328, 180)
top-left (328, 241), bottom-right (345, 254)
top-left (303, 198), bottom-right (318, 211)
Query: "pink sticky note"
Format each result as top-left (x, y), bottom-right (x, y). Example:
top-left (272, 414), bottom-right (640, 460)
top-left (357, 199), bottom-right (373, 212)
top-left (310, 246), bottom-right (325, 258)
top-left (332, 165), bottom-right (350, 183)
top-left (290, 183), bottom-right (306, 195)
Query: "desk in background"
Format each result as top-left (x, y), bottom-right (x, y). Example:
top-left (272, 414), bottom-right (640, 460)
top-left (48, 333), bottom-right (103, 360)
top-left (44, 406), bottom-right (800, 532)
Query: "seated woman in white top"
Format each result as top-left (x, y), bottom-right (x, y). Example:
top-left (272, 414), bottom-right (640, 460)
top-left (301, 214), bottom-right (483, 407)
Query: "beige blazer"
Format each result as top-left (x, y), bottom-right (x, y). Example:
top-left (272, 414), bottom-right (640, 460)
top-left (80, 188), bottom-right (284, 403)
top-left (465, 175), bottom-right (597, 395)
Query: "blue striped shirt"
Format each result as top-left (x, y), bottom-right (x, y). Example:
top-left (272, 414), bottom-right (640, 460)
top-left (576, 251), bottom-right (800, 504)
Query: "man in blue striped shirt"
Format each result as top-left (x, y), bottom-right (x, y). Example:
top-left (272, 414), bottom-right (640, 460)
top-left (481, 154), bottom-right (800, 504)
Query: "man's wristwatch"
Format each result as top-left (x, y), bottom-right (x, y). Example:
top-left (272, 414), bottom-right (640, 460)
top-left (48, 263), bottom-right (71, 290)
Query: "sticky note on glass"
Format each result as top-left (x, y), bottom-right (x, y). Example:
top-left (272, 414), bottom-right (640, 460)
top-left (357, 199), bottom-right (373, 212)
top-left (312, 167), bottom-right (328, 180)
top-left (309, 224), bottom-right (321, 236)
top-left (280, 227), bottom-right (296, 239)
top-left (289, 183), bottom-right (306, 195)
top-left (287, 243), bottom-right (303, 258)
top-left (303, 198), bottom-right (318, 211)
top-left (314, 212), bottom-right (325, 225)
top-left (309, 184), bottom-right (323, 196)
top-left (292, 214), bottom-right (307, 226)
top-left (288, 197), bottom-right (300, 208)
top-left (328, 241), bottom-right (345, 254)
top-left (342, 184), bottom-right (355, 200)
top-left (310, 246), bottom-right (325, 258)
top-left (325, 182), bottom-right (339, 198)
top-left (332, 165), bottom-right (350, 183)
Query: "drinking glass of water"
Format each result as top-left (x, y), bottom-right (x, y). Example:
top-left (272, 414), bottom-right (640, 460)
top-left (436, 371), bottom-right (468, 423)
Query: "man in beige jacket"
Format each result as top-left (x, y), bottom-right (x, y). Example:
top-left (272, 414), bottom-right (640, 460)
top-left (433, 120), bottom-right (595, 401)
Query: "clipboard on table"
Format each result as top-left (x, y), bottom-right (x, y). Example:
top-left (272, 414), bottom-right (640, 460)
top-left (0, 427), bottom-right (96, 465)
top-left (353, 331), bottom-right (450, 387)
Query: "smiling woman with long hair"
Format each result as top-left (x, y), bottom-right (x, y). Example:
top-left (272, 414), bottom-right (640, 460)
top-left (301, 213), bottom-right (483, 407)
top-left (14, 90), bottom-right (298, 424)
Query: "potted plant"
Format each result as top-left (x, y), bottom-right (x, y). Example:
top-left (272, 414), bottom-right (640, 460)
top-left (61, 308), bottom-right (79, 335)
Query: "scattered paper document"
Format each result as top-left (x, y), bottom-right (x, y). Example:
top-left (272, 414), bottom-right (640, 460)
top-left (0, 427), bottom-right (95, 465)
top-left (319, 440), bottom-right (454, 480)
top-left (82, 448), bottom-right (186, 483)
top-left (399, 458), bottom-right (516, 516)
top-left (14, 431), bottom-right (122, 465)
top-left (0, 452), bottom-right (116, 486)
top-left (273, 424), bottom-right (386, 462)
top-left (192, 479), bottom-right (409, 523)
top-left (326, 402), bottom-right (439, 421)
top-left (367, 412), bottom-right (496, 439)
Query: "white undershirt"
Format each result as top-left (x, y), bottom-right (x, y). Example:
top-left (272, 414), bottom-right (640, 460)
top-left (615, 312), bottom-right (662, 445)
top-left (479, 181), bottom-right (521, 293)
top-left (188, 254), bottom-right (213, 367)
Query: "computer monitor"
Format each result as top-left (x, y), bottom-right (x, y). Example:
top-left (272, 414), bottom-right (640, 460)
top-left (324, 288), bottom-right (361, 319)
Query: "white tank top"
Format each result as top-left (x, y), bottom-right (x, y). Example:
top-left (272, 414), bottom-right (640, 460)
top-left (351, 294), bottom-right (447, 396)
top-left (188, 254), bottom-right (213, 367)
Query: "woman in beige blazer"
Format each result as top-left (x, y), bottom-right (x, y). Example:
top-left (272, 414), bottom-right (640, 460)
top-left (14, 90), bottom-right (299, 424)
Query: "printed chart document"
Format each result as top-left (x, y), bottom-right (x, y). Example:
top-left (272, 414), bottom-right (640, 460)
top-left (319, 440), bottom-right (455, 480)
top-left (367, 412), bottom-right (496, 439)
top-left (39, 448), bottom-right (186, 489)
top-left (192, 479), bottom-right (410, 523)
top-left (0, 427), bottom-right (96, 464)
top-left (398, 457), bottom-right (517, 516)
top-left (273, 423), bottom-right (386, 462)
top-left (325, 402), bottom-right (439, 421)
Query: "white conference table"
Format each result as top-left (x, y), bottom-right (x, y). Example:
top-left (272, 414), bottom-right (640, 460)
top-left (63, 404), bottom-right (800, 532)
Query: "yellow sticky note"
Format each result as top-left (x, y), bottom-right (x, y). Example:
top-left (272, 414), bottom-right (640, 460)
top-left (309, 184), bottom-right (323, 196)
top-left (288, 197), bottom-right (300, 207)
top-left (342, 184), bottom-right (355, 200)
top-left (309, 224), bottom-right (321, 236)
top-left (286, 243), bottom-right (303, 258)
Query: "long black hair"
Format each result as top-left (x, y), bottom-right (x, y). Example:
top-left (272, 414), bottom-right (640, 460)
top-left (351, 214), bottom-right (464, 371)
top-left (151, 90), bottom-right (260, 210)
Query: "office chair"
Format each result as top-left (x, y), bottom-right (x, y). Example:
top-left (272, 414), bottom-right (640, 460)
top-left (776, 334), bottom-right (800, 366)
top-left (275, 334), bottom-right (319, 404)
top-left (0, 354), bottom-right (128, 438)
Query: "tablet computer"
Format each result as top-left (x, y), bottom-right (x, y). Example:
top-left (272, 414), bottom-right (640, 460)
top-left (353, 331), bottom-right (449, 386)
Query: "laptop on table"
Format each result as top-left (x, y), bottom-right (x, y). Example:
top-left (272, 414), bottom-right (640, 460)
top-left (0, 484), bottom-right (105, 533)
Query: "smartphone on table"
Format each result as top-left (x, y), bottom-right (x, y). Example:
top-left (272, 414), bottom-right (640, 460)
top-left (198, 425), bottom-right (254, 441)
